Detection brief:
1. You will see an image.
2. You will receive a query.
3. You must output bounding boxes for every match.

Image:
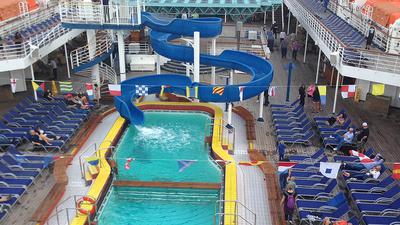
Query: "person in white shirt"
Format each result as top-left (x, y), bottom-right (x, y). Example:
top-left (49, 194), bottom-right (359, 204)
top-left (181, 13), bottom-right (187, 19)
top-left (279, 31), bottom-right (286, 42)
top-left (48, 59), bottom-right (58, 80)
top-left (333, 127), bottom-right (354, 151)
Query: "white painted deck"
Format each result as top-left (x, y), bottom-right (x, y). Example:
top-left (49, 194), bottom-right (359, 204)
top-left (45, 112), bottom-right (119, 225)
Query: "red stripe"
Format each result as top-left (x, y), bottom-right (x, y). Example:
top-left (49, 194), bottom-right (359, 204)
top-left (109, 90), bottom-right (121, 96)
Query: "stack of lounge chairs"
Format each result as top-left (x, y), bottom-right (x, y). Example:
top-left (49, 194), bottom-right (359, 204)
top-left (0, 146), bottom-right (53, 221)
top-left (313, 110), bottom-right (354, 149)
top-left (0, 96), bottom-right (91, 151)
top-left (271, 99), bottom-right (314, 146)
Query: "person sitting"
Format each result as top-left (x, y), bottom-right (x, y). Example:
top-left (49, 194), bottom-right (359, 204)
top-left (76, 93), bottom-right (89, 105)
top-left (326, 113), bottom-right (346, 126)
top-left (343, 165), bottom-right (381, 181)
top-left (333, 127), bottom-right (354, 151)
top-left (28, 130), bottom-right (54, 146)
top-left (65, 93), bottom-right (89, 110)
top-left (342, 154), bottom-right (384, 171)
top-left (322, 217), bottom-right (352, 225)
top-left (355, 122), bottom-right (369, 143)
top-left (43, 89), bottom-right (54, 101)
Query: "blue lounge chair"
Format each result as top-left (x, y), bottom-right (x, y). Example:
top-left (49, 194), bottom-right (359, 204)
top-left (296, 180), bottom-right (337, 196)
top-left (288, 148), bottom-right (325, 162)
top-left (347, 176), bottom-right (396, 192)
top-left (270, 99), bottom-right (300, 109)
top-left (277, 130), bottom-right (314, 146)
top-left (298, 201), bottom-right (350, 222)
top-left (362, 215), bottom-right (400, 225)
top-left (351, 185), bottom-right (400, 203)
top-left (297, 193), bottom-right (346, 210)
top-left (357, 198), bottom-right (400, 213)
top-left (0, 162), bottom-right (39, 178)
top-left (7, 146), bottom-right (53, 167)
top-left (2, 154), bottom-right (48, 170)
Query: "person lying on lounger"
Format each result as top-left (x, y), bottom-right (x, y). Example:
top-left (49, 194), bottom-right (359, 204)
top-left (326, 113), bottom-right (346, 126)
top-left (34, 126), bottom-right (60, 140)
top-left (28, 130), bottom-right (54, 146)
top-left (0, 195), bottom-right (11, 203)
top-left (323, 217), bottom-right (352, 225)
top-left (343, 165), bottom-right (381, 181)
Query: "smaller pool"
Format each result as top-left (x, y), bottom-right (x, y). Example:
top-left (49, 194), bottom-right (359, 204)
top-left (97, 187), bottom-right (221, 225)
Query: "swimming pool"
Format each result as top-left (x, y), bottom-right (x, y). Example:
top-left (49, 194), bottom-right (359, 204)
top-left (96, 111), bottom-right (222, 225)
top-left (113, 111), bottom-right (222, 183)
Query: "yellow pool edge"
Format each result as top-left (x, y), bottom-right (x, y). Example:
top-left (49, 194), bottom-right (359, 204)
top-left (70, 102), bottom-right (237, 225)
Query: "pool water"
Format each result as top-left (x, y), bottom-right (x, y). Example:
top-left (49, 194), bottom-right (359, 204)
top-left (96, 112), bottom-right (223, 225)
top-left (114, 112), bottom-right (221, 183)
top-left (98, 187), bottom-right (220, 225)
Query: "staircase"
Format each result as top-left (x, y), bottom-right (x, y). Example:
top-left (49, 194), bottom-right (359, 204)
top-left (70, 30), bottom-right (114, 73)
top-left (284, 0), bottom-right (400, 86)
top-left (161, 60), bottom-right (228, 75)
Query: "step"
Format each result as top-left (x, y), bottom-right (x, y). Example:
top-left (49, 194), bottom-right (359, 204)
top-left (114, 188), bottom-right (219, 202)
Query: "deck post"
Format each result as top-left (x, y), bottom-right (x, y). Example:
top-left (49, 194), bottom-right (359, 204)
top-left (87, 30), bottom-right (100, 92)
top-left (295, 19), bottom-right (299, 34)
top-left (211, 38), bottom-right (216, 84)
top-left (30, 65), bottom-right (38, 101)
top-left (315, 48), bottom-right (321, 84)
top-left (287, 11), bottom-right (291, 34)
top-left (303, 32), bottom-right (308, 63)
top-left (281, 3), bottom-right (285, 31)
top-left (263, 11), bottom-right (267, 25)
top-left (193, 31), bottom-right (200, 83)
top-left (64, 43), bottom-right (71, 79)
top-left (272, 7), bottom-right (275, 25)
top-left (333, 73), bottom-right (340, 113)
top-left (117, 31), bottom-right (126, 81)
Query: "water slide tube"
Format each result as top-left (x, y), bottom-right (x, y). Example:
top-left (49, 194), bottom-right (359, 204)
top-left (114, 12), bottom-right (274, 124)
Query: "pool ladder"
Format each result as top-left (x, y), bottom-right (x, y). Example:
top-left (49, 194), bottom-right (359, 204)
top-left (214, 200), bottom-right (256, 225)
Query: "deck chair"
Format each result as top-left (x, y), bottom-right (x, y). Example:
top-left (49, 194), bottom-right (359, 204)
top-left (288, 148), bottom-right (325, 162)
top-left (297, 193), bottom-right (346, 211)
top-left (270, 99), bottom-right (300, 109)
top-left (277, 130), bottom-right (314, 146)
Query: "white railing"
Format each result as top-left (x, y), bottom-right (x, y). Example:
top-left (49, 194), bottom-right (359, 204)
top-left (0, 24), bottom-right (70, 60)
top-left (206, 44), bottom-right (265, 58)
top-left (328, 0), bottom-right (389, 51)
top-left (124, 42), bottom-right (150, 54)
top-left (59, 2), bottom-right (140, 27)
top-left (99, 62), bottom-right (118, 85)
top-left (285, 0), bottom-right (400, 75)
top-left (70, 31), bottom-right (113, 69)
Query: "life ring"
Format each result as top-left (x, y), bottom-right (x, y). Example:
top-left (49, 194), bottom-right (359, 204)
top-left (77, 196), bottom-right (96, 216)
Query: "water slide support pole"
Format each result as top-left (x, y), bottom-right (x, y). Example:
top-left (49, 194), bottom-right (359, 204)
top-left (64, 43), bottom-right (71, 79)
top-left (211, 38), bottom-right (216, 84)
top-left (156, 53), bottom-right (161, 74)
top-left (117, 31), bottom-right (126, 81)
top-left (272, 7), bottom-right (275, 24)
top-left (193, 31), bottom-right (200, 83)
top-left (303, 32), bottom-right (308, 63)
top-left (87, 30), bottom-right (100, 97)
top-left (315, 48), bottom-right (321, 84)
top-left (137, 0), bottom-right (141, 24)
top-left (257, 92), bottom-right (265, 122)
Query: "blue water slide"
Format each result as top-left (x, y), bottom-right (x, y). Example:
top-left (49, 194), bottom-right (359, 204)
top-left (115, 12), bottom-right (274, 124)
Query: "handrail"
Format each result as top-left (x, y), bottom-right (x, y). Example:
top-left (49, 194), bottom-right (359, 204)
top-left (70, 31), bottom-right (113, 69)
top-left (215, 200), bottom-right (256, 225)
top-left (124, 42), bottom-right (150, 54)
top-left (285, 0), bottom-right (400, 75)
top-left (59, 2), bottom-right (140, 27)
top-left (78, 142), bottom-right (98, 179)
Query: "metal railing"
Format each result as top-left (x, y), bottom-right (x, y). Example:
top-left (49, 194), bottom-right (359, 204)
top-left (78, 141), bottom-right (115, 179)
top-left (207, 44), bottom-right (265, 58)
top-left (214, 200), bottom-right (256, 225)
top-left (285, 0), bottom-right (400, 76)
top-left (0, 23), bottom-right (71, 60)
top-left (70, 31), bottom-right (113, 69)
top-left (125, 42), bottom-right (150, 54)
top-left (59, 2), bottom-right (140, 26)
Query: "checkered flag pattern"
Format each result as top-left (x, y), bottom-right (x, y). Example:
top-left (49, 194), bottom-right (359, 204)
top-left (135, 85), bottom-right (149, 96)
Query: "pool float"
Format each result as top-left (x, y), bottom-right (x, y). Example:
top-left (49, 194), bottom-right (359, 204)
top-left (77, 196), bottom-right (96, 216)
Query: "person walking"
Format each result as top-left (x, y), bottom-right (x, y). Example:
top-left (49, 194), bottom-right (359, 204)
top-left (48, 59), bottom-right (58, 80)
top-left (279, 31), bottom-right (286, 43)
top-left (271, 22), bottom-right (279, 39)
top-left (298, 84), bottom-right (306, 106)
top-left (366, 24), bottom-right (375, 50)
top-left (291, 40), bottom-right (300, 60)
top-left (267, 30), bottom-right (275, 52)
top-left (280, 38), bottom-right (288, 58)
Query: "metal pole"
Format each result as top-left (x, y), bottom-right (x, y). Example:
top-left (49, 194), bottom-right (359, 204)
top-left (332, 72), bottom-right (340, 113)
top-left (156, 53), bottom-right (161, 74)
top-left (228, 102), bottom-right (232, 125)
top-left (257, 92), bottom-right (264, 122)
top-left (286, 63), bottom-right (294, 102)
top-left (30, 65), bottom-right (38, 101)
top-left (272, 7), bottom-right (275, 25)
top-left (303, 32), bottom-right (308, 63)
top-left (117, 31), bottom-right (126, 81)
top-left (287, 11), bottom-right (291, 34)
top-left (281, 3), bottom-right (285, 31)
top-left (263, 11), bottom-right (267, 25)
top-left (229, 69), bottom-right (233, 85)
top-left (193, 31), bottom-right (200, 83)
top-left (136, 0), bottom-right (141, 24)
top-left (315, 48), bottom-right (321, 84)
top-left (295, 20), bottom-right (298, 35)
top-left (64, 43), bottom-right (71, 79)
top-left (330, 67), bottom-right (335, 85)
top-left (224, 12), bottom-right (227, 23)
top-left (211, 38), bottom-right (216, 84)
